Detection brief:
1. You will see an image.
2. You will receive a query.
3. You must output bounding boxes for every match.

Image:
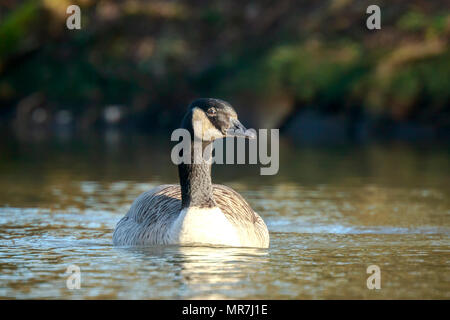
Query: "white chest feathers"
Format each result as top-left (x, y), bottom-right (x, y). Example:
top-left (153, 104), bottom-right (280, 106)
top-left (168, 207), bottom-right (241, 247)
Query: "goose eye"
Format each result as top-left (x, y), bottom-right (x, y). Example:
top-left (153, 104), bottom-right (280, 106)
top-left (207, 108), bottom-right (217, 116)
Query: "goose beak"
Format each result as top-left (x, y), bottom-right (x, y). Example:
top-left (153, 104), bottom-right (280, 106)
top-left (226, 118), bottom-right (256, 139)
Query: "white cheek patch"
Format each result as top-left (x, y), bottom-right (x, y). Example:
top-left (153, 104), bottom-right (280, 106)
top-left (192, 120), bottom-right (222, 142)
top-left (192, 108), bottom-right (224, 141)
top-left (203, 127), bottom-right (223, 140)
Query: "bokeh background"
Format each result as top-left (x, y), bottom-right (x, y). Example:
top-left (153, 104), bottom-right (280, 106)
top-left (0, 0), bottom-right (449, 142)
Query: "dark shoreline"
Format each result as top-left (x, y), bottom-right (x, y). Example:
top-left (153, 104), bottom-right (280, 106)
top-left (2, 109), bottom-right (448, 145)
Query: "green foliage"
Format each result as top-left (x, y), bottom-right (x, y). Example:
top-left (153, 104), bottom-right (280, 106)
top-left (397, 10), bottom-right (428, 31)
top-left (0, 1), bottom-right (448, 126)
top-left (398, 10), bottom-right (450, 36)
top-left (0, 0), bottom-right (39, 59)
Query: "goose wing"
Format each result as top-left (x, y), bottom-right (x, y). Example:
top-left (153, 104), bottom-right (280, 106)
top-left (112, 184), bottom-right (181, 246)
top-left (212, 184), bottom-right (269, 248)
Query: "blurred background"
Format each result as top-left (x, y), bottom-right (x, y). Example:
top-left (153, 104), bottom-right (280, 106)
top-left (0, 0), bottom-right (449, 142)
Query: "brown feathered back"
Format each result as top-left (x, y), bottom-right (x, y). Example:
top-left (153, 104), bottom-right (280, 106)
top-left (112, 184), bottom-right (269, 248)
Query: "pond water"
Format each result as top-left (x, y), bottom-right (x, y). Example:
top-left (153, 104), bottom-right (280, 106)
top-left (0, 132), bottom-right (449, 299)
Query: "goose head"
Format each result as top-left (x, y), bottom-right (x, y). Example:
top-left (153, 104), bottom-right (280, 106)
top-left (182, 98), bottom-right (256, 142)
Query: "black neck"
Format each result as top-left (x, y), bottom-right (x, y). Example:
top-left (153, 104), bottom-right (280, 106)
top-left (178, 141), bottom-right (215, 209)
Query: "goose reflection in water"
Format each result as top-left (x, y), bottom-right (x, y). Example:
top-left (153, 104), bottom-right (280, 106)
top-left (117, 245), bottom-right (269, 299)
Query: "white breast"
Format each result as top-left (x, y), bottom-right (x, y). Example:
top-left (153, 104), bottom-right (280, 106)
top-left (168, 207), bottom-right (241, 247)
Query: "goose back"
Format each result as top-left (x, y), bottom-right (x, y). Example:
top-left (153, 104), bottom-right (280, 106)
top-left (112, 184), bottom-right (269, 248)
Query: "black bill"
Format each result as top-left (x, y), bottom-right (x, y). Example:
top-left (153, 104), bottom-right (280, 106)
top-left (226, 118), bottom-right (256, 139)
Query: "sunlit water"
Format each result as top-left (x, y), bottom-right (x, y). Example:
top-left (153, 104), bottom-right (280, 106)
top-left (0, 132), bottom-right (449, 299)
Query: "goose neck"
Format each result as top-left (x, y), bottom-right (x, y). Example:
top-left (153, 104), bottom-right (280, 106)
top-left (178, 141), bottom-right (215, 209)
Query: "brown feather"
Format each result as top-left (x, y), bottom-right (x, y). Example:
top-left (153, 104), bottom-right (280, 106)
top-left (112, 184), bottom-right (269, 248)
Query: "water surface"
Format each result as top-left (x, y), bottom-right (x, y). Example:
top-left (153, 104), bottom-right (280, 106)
top-left (0, 133), bottom-right (449, 299)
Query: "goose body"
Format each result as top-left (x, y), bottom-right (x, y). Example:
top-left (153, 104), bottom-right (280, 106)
top-left (113, 184), bottom-right (269, 247)
top-left (112, 98), bottom-right (270, 248)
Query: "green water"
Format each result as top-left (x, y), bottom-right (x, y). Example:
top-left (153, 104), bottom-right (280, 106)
top-left (0, 132), bottom-right (449, 299)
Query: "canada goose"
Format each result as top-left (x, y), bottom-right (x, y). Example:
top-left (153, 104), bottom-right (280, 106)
top-left (112, 98), bottom-right (269, 248)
